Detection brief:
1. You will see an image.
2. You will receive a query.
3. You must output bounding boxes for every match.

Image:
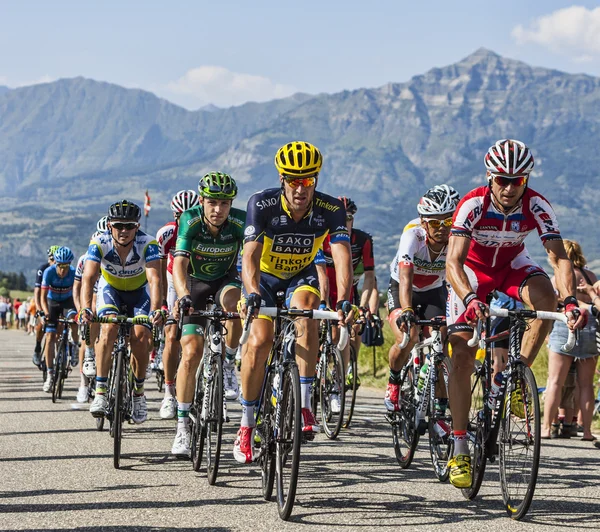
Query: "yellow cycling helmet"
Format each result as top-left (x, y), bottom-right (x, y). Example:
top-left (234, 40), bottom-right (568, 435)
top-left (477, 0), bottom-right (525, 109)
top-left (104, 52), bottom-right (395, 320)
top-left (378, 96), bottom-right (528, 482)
top-left (274, 141), bottom-right (323, 177)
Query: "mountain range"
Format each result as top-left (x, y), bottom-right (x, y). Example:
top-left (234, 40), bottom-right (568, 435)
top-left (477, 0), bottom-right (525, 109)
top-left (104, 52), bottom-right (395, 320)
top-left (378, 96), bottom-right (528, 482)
top-left (1, 48), bottom-right (600, 283)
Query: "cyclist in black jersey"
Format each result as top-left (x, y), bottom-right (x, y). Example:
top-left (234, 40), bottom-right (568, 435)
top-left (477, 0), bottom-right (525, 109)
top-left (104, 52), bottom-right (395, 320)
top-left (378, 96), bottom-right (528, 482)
top-left (32, 246), bottom-right (59, 366)
top-left (234, 141), bottom-right (354, 464)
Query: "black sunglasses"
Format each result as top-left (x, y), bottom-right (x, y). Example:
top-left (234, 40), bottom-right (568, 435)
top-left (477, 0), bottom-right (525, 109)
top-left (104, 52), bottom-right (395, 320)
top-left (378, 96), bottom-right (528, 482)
top-left (111, 222), bottom-right (138, 231)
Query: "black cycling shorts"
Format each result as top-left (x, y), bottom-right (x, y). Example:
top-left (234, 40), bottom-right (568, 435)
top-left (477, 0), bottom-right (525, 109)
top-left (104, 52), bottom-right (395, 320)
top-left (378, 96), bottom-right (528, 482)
top-left (387, 278), bottom-right (447, 319)
top-left (45, 298), bottom-right (76, 333)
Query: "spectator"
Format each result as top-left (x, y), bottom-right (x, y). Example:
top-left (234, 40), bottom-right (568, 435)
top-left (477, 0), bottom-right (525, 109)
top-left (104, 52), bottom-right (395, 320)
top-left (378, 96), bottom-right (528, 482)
top-left (0, 297), bottom-right (7, 329)
top-left (543, 240), bottom-right (598, 442)
top-left (18, 299), bottom-right (27, 330)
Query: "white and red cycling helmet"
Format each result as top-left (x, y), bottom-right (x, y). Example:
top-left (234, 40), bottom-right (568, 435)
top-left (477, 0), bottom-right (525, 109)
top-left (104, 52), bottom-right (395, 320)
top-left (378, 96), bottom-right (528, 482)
top-left (484, 139), bottom-right (534, 176)
top-left (171, 190), bottom-right (200, 213)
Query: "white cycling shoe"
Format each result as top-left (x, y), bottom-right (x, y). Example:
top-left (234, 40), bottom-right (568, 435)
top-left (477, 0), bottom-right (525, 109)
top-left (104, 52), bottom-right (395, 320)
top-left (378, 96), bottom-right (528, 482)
top-left (132, 394), bottom-right (148, 424)
top-left (171, 426), bottom-right (191, 458)
top-left (223, 361), bottom-right (239, 400)
top-left (160, 396), bottom-right (178, 420)
top-left (76, 386), bottom-right (89, 403)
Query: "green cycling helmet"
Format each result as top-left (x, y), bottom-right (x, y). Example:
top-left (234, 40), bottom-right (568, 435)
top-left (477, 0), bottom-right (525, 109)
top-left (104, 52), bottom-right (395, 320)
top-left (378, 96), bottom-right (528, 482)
top-left (47, 245), bottom-right (60, 259)
top-left (198, 172), bottom-right (238, 200)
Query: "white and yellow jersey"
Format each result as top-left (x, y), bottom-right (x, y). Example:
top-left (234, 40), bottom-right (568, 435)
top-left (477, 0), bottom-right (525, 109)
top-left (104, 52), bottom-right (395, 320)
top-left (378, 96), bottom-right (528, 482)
top-left (87, 230), bottom-right (160, 291)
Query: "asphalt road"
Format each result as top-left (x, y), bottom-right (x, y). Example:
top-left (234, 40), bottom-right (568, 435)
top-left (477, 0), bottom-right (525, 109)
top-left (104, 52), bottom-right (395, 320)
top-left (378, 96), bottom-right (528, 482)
top-left (1, 329), bottom-right (599, 531)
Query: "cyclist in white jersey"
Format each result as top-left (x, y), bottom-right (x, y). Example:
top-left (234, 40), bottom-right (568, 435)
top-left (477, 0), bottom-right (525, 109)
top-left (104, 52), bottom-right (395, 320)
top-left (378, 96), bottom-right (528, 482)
top-left (385, 185), bottom-right (460, 412)
top-left (79, 200), bottom-right (164, 424)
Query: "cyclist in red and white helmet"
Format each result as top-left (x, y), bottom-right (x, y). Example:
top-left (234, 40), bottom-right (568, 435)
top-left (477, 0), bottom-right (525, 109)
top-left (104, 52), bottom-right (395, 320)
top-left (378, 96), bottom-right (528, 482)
top-left (445, 138), bottom-right (587, 489)
top-left (155, 190), bottom-right (200, 420)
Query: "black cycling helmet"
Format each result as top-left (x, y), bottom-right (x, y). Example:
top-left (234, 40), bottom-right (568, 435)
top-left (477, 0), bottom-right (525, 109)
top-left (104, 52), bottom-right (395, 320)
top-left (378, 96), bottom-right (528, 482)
top-left (108, 200), bottom-right (142, 222)
top-left (338, 196), bottom-right (357, 215)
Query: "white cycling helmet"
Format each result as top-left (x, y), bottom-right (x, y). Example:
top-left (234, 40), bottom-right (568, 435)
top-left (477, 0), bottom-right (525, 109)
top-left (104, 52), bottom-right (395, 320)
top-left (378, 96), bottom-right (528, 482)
top-left (484, 139), bottom-right (534, 175)
top-left (417, 184), bottom-right (460, 216)
top-left (96, 216), bottom-right (108, 232)
top-left (171, 190), bottom-right (200, 213)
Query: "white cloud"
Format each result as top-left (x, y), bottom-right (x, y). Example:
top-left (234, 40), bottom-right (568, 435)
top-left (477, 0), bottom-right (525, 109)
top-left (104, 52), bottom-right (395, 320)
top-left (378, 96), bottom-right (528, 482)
top-left (164, 66), bottom-right (297, 108)
top-left (512, 6), bottom-right (600, 62)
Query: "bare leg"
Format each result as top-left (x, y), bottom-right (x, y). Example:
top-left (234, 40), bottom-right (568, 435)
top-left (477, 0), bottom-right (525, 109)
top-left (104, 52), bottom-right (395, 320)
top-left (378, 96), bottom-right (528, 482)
top-left (542, 350), bottom-right (572, 437)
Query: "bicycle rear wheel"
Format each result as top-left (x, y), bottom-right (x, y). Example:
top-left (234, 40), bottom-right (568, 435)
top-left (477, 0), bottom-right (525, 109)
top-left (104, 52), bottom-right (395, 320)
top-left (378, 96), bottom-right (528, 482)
top-left (320, 346), bottom-right (345, 439)
top-left (206, 353), bottom-right (223, 485)
top-left (392, 366), bottom-right (419, 468)
top-left (428, 356), bottom-right (453, 482)
top-left (112, 349), bottom-right (125, 469)
top-left (499, 364), bottom-right (540, 520)
top-left (275, 362), bottom-right (301, 521)
top-left (462, 359), bottom-right (487, 500)
top-left (191, 366), bottom-right (205, 472)
top-left (258, 368), bottom-right (275, 501)
top-left (342, 345), bottom-right (358, 429)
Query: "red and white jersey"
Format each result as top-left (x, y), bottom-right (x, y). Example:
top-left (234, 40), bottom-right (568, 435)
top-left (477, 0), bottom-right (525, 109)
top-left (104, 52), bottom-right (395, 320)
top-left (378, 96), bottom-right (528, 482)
top-left (390, 218), bottom-right (447, 292)
top-left (156, 221), bottom-right (178, 274)
top-left (451, 186), bottom-right (562, 269)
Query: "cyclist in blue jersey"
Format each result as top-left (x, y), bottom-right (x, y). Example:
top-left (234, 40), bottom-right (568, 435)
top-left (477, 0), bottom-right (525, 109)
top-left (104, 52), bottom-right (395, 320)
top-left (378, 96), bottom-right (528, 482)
top-left (235, 141), bottom-right (353, 464)
top-left (32, 245), bottom-right (59, 367)
top-left (79, 200), bottom-right (164, 424)
top-left (41, 247), bottom-right (78, 393)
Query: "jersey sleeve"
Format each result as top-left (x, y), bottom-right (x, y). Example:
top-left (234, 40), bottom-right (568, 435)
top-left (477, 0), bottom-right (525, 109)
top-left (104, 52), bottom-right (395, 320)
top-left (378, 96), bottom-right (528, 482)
top-left (35, 264), bottom-right (45, 288)
top-left (41, 267), bottom-right (51, 290)
top-left (528, 192), bottom-right (562, 243)
top-left (87, 239), bottom-right (103, 263)
top-left (156, 224), bottom-right (175, 258)
top-left (396, 228), bottom-right (421, 269)
top-left (361, 233), bottom-right (375, 271)
top-left (327, 198), bottom-right (350, 244)
top-left (174, 209), bottom-right (200, 257)
top-left (228, 208), bottom-right (247, 244)
top-left (74, 255), bottom-right (86, 282)
top-left (244, 193), bottom-right (268, 244)
top-left (144, 239), bottom-right (161, 263)
top-left (451, 190), bottom-right (485, 238)
top-left (314, 248), bottom-right (326, 265)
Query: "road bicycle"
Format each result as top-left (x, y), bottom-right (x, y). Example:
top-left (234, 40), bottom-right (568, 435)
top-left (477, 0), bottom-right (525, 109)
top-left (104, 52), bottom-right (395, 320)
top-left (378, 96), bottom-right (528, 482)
top-left (51, 317), bottom-right (78, 403)
top-left (240, 295), bottom-right (348, 520)
top-left (176, 297), bottom-right (240, 485)
top-left (386, 315), bottom-right (453, 480)
top-left (463, 307), bottom-right (575, 520)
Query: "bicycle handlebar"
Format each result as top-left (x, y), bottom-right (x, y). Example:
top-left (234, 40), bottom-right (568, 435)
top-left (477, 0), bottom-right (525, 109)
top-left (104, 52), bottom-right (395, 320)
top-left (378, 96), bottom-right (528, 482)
top-left (467, 308), bottom-right (576, 352)
top-left (239, 307), bottom-right (349, 350)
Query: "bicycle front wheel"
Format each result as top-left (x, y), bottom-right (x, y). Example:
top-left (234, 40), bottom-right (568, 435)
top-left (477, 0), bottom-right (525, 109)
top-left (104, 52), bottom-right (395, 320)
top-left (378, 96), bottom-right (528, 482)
top-left (206, 353), bottom-right (223, 485)
top-left (342, 345), bottom-right (358, 429)
top-left (258, 368), bottom-right (275, 501)
top-left (191, 365), bottom-right (205, 472)
top-left (499, 363), bottom-right (540, 520)
top-left (320, 346), bottom-right (345, 439)
top-left (275, 362), bottom-right (301, 521)
top-left (51, 341), bottom-right (65, 403)
top-left (392, 366), bottom-right (419, 468)
top-left (428, 356), bottom-right (453, 482)
top-left (462, 359), bottom-right (487, 500)
top-left (112, 349), bottom-right (126, 469)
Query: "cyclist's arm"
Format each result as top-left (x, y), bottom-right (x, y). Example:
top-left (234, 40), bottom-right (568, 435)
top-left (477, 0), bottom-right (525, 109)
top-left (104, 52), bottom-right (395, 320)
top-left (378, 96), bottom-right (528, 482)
top-left (172, 255), bottom-right (190, 299)
top-left (159, 258), bottom-right (168, 303)
top-left (81, 260), bottom-right (100, 311)
top-left (545, 239), bottom-right (577, 302)
top-left (330, 240), bottom-right (353, 302)
top-left (360, 270), bottom-right (376, 313)
top-left (145, 260), bottom-right (162, 312)
top-left (73, 279), bottom-right (82, 311)
top-left (398, 265), bottom-right (414, 310)
top-left (316, 263), bottom-right (329, 305)
top-left (242, 240), bottom-right (263, 296)
top-left (446, 234), bottom-right (475, 302)
top-left (41, 288), bottom-right (50, 317)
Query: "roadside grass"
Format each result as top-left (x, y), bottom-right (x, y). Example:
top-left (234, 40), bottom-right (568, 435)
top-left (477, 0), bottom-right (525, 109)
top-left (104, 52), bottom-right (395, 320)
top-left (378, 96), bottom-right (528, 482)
top-left (9, 289), bottom-right (34, 300)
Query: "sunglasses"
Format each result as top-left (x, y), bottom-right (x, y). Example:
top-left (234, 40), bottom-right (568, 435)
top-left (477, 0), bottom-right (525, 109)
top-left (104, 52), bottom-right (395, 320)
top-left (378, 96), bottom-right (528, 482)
top-left (423, 217), bottom-right (453, 229)
top-left (284, 176), bottom-right (316, 189)
top-left (111, 222), bottom-right (139, 231)
top-left (56, 263), bottom-right (70, 269)
top-left (491, 173), bottom-right (528, 187)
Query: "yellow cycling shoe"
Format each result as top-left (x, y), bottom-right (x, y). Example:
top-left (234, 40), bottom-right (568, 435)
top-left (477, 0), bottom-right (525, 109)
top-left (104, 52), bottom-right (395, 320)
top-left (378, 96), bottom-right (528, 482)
top-left (511, 387), bottom-right (525, 419)
top-left (448, 454), bottom-right (472, 488)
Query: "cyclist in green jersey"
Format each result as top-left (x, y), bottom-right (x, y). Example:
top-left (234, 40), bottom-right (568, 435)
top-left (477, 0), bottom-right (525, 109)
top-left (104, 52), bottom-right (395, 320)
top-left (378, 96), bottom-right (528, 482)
top-left (171, 172), bottom-right (245, 458)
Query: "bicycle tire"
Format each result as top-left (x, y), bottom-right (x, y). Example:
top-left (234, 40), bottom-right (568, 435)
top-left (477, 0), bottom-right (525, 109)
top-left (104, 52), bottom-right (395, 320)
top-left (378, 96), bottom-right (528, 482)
top-left (259, 368), bottom-right (275, 501)
top-left (275, 362), bottom-right (302, 521)
top-left (321, 346), bottom-right (345, 439)
top-left (206, 352), bottom-right (224, 485)
top-left (392, 366), bottom-right (419, 468)
top-left (428, 356), bottom-right (453, 482)
top-left (499, 363), bottom-right (540, 520)
top-left (156, 371), bottom-right (164, 393)
top-left (57, 344), bottom-right (69, 399)
top-left (113, 348), bottom-right (125, 469)
top-left (462, 359), bottom-right (487, 500)
top-left (40, 336), bottom-right (48, 383)
top-left (342, 345), bottom-right (358, 429)
top-left (191, 362), bottom-right (205, 472)
top-left (51, 340), bottom-right (64, 403)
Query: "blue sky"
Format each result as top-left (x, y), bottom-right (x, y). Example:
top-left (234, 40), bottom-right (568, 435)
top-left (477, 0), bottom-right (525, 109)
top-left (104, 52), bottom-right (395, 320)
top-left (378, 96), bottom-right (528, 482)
top-left (1, 1), bottom-right (599, 109)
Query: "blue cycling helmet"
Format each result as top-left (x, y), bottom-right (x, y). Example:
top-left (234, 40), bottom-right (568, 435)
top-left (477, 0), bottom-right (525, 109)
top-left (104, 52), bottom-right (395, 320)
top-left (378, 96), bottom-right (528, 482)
top-left (53, 246), bottom-right (74, 264)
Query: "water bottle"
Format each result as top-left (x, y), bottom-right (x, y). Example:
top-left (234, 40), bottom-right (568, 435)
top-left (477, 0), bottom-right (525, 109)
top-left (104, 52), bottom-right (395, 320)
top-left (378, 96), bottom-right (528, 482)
top-left (417, 356), bottom-right (430, 393)
top-left (487, 372), bottom-right (504, 409)
top-left (271, 373), bottom-right (280, 407)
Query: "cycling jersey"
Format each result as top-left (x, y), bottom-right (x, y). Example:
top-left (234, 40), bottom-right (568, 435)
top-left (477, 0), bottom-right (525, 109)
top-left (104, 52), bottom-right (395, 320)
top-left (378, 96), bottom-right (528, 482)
top-left (87, 230), bottom-right (160, 291)
top-left (244, 188), bottom-right (349, 280)
top-left (321, 229), bottom-right (374, 285)
top-left (35, 262), bottom-right (51, 289)
top-left (174, 206), bottom-right (245, 281)
top-left (41, 264), bottom-right (76, 301)
top-left (390, 218), bottom-right (447, 292)
top-left (451, 186), bottom-right (562, 269)
top-left (156, 221), bottom-right (178, 275)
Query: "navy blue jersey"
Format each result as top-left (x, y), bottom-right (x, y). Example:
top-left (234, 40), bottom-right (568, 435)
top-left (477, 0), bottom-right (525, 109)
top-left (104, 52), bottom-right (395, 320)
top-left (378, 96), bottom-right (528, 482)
top-left (35, 262), bottom-right (51, 288)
